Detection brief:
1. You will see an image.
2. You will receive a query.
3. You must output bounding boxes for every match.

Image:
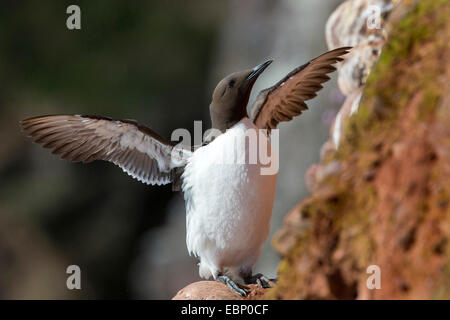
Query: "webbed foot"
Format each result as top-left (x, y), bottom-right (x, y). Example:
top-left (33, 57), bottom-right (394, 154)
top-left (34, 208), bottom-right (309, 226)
top-left (217, 275), bottom-right (248, 296)
top-left (244, 273), bottom-right (276, 288)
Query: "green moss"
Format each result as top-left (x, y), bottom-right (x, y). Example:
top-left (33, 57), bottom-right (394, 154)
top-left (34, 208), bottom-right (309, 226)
top-left (266, 237), bottom-right (310, 299)
top-left (433, 246), bottom-right (450, 299)
top-left (270, 0), bottom-right (450, 299)
top-left (335, 0), bottom-right (449, 161)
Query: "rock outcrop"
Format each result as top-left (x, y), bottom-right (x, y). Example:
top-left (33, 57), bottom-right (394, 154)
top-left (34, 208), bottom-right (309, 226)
top-left (270, 0), bottom-right (450, 299)
top-left (172, 281), bottom-right (267, 300)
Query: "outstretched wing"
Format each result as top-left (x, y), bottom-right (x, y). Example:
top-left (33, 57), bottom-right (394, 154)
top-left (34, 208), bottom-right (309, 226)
top-left (250, 47), bottom-right (351, 131)
top-left (20, 114), bottom-right (190, 186)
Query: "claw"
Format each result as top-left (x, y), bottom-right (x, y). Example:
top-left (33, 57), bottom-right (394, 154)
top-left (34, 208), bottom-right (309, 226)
top-left (245, 273), bottom-right (276, 288)
top-left (217, 275), bottom-right (248, 296)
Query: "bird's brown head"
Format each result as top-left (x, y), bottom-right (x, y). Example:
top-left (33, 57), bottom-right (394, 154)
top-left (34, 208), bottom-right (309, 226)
top-left (210, 60), bottom-right (272, 132)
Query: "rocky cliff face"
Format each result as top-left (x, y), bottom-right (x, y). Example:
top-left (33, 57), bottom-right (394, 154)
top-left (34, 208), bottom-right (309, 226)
top-left (270, 0), bottom-right (450, 299)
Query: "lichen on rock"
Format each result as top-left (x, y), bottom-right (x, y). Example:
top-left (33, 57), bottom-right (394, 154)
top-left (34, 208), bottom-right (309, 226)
top-left (269, 0), bottom-right (450, 300)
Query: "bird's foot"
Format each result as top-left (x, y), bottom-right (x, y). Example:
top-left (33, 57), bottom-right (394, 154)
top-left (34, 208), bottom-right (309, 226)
top-left (245, 273), bottom-right (277, 288)
top-left (217, 275), bottom-right (248, 297)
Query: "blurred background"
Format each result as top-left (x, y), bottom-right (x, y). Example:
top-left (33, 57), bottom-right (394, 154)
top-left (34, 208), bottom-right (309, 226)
top-left (0, 0), bottom-right (344, 299)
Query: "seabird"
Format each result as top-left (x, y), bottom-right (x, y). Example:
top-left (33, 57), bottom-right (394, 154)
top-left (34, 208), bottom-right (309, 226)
top-left (20, 47), bottom-right (351, 296)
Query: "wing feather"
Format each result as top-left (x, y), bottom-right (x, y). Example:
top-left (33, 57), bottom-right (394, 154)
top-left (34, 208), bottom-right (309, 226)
top-left (20, 114), bottom-right (190, 186)
top-left (250, 47), bottom-right (351, 131)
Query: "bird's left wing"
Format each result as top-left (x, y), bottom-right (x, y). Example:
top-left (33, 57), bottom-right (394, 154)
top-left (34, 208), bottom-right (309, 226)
top-left (20, 114), bottom-right (190, 186)
top-left (250, 47), bottom-right (351, 132)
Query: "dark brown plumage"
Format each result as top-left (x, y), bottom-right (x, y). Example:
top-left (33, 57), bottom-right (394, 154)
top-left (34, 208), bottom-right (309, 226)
top-left (20, 47), bottom-right (350, 188)
top-left (250, 46), bottom-right (351, 131)
top-left (209, 60), bottom-right (272, 132)
top-left (20, 114), bottom-right (185, 185)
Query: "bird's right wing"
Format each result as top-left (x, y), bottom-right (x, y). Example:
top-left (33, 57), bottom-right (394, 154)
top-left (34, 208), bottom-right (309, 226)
top-left (250, 47), bottom-right (351, 132)
top-left (20, 114), bottom-right (191, 186)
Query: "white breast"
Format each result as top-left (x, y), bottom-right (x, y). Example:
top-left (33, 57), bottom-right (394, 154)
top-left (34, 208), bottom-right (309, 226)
top-left (181, 118), bottom-right (277, 280)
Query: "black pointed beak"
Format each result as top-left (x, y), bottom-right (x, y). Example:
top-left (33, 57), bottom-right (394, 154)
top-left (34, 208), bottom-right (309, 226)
top-left (245, 59), bottom-right (273, 82)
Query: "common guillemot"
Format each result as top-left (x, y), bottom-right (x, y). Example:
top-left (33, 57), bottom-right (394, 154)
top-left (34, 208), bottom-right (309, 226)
top-left (20, 47), bottom-right (351, 296)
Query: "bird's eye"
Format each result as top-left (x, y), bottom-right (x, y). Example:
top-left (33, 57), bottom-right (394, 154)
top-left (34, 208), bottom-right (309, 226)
top-left (229, 79), bottom-right (236, 87)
